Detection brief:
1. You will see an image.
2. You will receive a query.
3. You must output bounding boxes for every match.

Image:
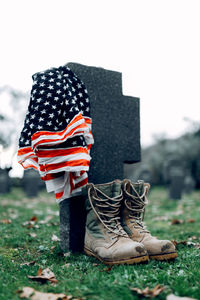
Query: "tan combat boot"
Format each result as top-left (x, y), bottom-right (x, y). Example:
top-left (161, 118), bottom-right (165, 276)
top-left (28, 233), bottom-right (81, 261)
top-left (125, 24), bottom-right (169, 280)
top-left (121, 179), bottom-right (178, 260)
top-left (84, 180), bottom-right (149, 265)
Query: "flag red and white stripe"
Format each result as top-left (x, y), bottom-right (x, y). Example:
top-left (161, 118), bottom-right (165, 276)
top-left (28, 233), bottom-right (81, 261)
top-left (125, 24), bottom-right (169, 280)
top-left (17, 66), bottom-right (94, 202)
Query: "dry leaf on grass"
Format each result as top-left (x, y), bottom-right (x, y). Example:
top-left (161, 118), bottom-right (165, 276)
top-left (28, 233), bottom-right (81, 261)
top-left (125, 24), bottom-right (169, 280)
top-left (20, 261), bottom-right (36, 267)
top-left (0, 219), bottom-right (12, 224)
top-left (171, 219), bottom-right (184, 225)
top-left (166, 293), bottom-right (197, 300)
top-left (22, 216), bottom-right (39, 229)
top-left (188, 236), bottom-right (198, 241)
top-left (92, 263), bottom-right (100, 267)
top-left (193, 243), bottom-right (200, 249)
top-left (51, 234), bottom-right (60, 242)
top-left (28, 233), bottom-right (37, 238)
top-left (171, 240), bottom-right (187, 248)
top-left (18, 286), bottom-right (71, 300)
top-left (186, 219), bottom-right (196, 223)
top-left (172, 240), bottom-right (200, 249)
top-left (130, 284), bottom-right (165, 298)
top-left (100, 265), bottom-right (113, 272)
top-left (30, 216), bottom-right (38, 222)
top-left (28, 267), bottom-right (58, 284)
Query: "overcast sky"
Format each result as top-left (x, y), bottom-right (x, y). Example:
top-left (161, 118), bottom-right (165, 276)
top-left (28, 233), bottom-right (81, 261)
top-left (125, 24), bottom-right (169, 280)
top-left (1, 0), bottom-right (200, 148)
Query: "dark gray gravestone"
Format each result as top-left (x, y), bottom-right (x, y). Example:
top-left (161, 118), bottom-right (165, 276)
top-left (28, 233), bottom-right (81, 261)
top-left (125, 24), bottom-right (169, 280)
top-left (165, 158), bottom-right (185, 200)
top-left (184, 175), bottom-right (195, 194)
top-left (0, 168), bottom-right (11, 194)
top-left (193, 158), bottom-right (200, 188)
top-left (59, 63), bottom-right (141, 252)
top-left (22, 169), bottom-right (41, 197)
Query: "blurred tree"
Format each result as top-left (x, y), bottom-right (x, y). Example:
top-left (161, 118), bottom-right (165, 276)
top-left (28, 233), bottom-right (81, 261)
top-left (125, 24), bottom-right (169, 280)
top-left (0, 114), bottom-right (11, 148)
top-left (0, 86), bottom-right (29, 168)
top-left (129, 121), bottom-right (200, 188)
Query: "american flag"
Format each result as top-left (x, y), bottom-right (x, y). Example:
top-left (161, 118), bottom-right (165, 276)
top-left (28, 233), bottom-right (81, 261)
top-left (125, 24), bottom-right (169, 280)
top-left (17, 65), bottom-right (94, 202)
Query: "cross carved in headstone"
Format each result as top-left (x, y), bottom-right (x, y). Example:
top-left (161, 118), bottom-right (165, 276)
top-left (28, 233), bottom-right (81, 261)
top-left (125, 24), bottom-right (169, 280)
top-left (59, 63), bottom-right (141, 252)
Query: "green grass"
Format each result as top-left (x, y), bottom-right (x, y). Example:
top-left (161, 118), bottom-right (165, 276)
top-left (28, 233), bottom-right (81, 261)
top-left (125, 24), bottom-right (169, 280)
top-left (0, 187), bottom-right (200, 299)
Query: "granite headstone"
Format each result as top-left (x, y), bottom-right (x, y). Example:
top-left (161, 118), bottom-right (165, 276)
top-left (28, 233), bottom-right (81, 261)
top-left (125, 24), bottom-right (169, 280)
top-left (184, 174), bottom-right (195, 194)
top-left (0, 168), bottom-right (11, 194)
top-left (165, 158), bottom-right (185, 200)
top-left (22, 169), bottom-right (41, 197)
top-left (59, 63), bottom-right (141, 252)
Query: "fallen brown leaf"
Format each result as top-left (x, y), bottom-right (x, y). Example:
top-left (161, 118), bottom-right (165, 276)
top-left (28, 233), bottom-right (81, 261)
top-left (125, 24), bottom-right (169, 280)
top-left (22, 220), bottom-right (39, 229)
top-left (0, 219), bottom-right (12, 224)
top-left (130, 284), bottom-right (165, 298)
top-left (193, 243), bottom-right (200, 249)
top-left (30, 216), bottom-right (38, 222)
top-left (18, 286), bottom-right (71, 300)
top-left (172, 239), bottom-right (200, 249)
top-left (188, 236), bottom-right (198, 241)
top-left (28, 268), bottom-right (58, 284)
top-left (171, 219), bottom-right (184, 225)
top-left (51, 234), bottom-right (60, 242)
top-left (100, 265), bottom-right (113, 272)
top-left (37, 268), bottom-right (43, 276)
top-left (28, 233), bottom-right (37, 238)
top-left (171, 240), bottom-right (187, 248)
top-left (92, 263), bottom-right (100, 267)
top-left (20, 261), bottom-right (36, 267)
top-left (186, 219), bottom-right (196, 223)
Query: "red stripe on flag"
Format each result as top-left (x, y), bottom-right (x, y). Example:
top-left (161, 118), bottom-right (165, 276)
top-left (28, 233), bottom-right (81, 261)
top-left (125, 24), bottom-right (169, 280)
top-left (37, 147), bottom-right (88, 158)
top-left (32, 113), bottom-right (83, 139)
top-left (74, 177), bottom-right (88, 189)
top-left (39, 159), bottom-right (90, 172)
top-left (32, 125), bottom-right (87, 150)
top-left (41, 172), bottom-right (65, 181)
top-left (17, 147), bottom-right (33, 156)
top-left (56, 191), bottom-right (64, 200)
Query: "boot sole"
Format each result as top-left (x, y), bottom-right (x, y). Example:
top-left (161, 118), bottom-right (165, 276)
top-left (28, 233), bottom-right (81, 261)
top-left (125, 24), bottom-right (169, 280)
top-left (84, 247), bottom-right (149, 265)
top-left (149, 251), bottom-right (178, 261)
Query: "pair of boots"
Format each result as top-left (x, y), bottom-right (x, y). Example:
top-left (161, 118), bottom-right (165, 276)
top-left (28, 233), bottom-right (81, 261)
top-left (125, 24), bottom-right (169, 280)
top-left (84, 179), bottom-right (177, 265)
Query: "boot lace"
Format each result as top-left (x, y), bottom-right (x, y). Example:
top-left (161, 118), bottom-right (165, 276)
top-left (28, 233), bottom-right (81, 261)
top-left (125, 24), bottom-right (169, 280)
top-left (88, 184), bottom-right (128, 238)
top-left (124, 182), bottom-right (150, 234)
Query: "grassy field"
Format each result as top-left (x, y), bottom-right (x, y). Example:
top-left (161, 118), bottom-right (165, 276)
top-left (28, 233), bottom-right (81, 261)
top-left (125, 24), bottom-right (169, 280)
top-left (0, 186), bottom-right (200, 300)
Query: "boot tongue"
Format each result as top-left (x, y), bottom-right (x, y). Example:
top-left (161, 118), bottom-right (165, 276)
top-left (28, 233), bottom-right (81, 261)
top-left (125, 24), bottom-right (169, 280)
top-left (93, 181), bottom-right (126, 236)
top-left (132, 180), bottom-right (144, 196)
top-left (128, 180), bottom-right (145, 220)
top-left (96, 181), bottom-right (122, 199)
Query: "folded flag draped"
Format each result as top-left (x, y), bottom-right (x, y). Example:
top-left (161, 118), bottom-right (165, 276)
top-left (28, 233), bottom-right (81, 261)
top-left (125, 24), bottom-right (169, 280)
top-left (17, 65), bottom-right (94, 202)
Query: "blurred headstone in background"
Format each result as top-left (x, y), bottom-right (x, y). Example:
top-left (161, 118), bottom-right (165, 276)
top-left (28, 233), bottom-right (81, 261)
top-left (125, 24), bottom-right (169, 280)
top-left (193, 158), bottom-right (200, 188)
top-left (136, 165), bottom-right (153, 185)
top-left (184, 174), bottom-right (195, 194)
top-left (0, 168), bottom-right (11, 194)
top-left (164, 157), bottom-right (185, 200)
top-left (124, 163), bottom-right (153, 186)
top-left (59, 62), bottom-right (141, 252)
top-left (22, 169), bottom-right (41, 197)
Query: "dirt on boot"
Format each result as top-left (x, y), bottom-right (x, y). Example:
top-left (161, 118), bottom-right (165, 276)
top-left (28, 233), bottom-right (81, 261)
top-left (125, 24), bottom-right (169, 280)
top-left (121, 179), bottom-right (177, 261)
top-left (84, 180), bottom-right (149, 265)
